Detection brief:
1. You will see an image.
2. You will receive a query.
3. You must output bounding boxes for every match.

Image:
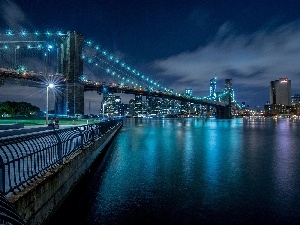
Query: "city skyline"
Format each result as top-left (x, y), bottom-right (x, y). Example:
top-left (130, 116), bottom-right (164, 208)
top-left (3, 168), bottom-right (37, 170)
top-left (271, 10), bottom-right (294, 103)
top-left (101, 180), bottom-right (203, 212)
top-left (1, 0), bottom-right (300, 114)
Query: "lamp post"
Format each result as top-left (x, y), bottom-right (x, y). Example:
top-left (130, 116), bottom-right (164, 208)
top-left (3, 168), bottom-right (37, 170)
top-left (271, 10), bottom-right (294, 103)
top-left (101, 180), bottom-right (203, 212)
top-left (102, 102), bottom-right (106, 120)
top-left (46, 83), bottom-right (54, 125)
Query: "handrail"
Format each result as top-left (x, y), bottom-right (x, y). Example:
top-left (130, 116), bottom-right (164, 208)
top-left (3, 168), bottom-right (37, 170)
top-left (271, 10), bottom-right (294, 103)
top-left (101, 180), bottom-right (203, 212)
top-left (0, 119), bottom-right (122, 196)
top-left (0, 192), bottom-right (25, 225)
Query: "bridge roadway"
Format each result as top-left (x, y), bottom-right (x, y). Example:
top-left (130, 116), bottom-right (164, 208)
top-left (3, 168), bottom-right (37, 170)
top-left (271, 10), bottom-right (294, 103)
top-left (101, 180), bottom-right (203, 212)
top-left (0, 67), bottom-right (225, 107)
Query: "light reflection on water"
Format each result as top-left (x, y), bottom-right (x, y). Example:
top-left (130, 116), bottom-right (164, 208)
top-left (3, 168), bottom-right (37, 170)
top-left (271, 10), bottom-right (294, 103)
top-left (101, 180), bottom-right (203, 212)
top-left (50, 118), bottom-right (300, 225)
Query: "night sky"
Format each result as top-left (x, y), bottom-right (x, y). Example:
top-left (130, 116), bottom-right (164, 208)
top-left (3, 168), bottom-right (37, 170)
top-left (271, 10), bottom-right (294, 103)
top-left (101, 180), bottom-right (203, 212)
top-left (1, 0), bottom-right (300, 114)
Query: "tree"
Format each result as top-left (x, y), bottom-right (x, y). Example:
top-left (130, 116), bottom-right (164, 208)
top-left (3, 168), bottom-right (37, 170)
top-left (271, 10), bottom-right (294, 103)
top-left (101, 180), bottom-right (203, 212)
top-left (0, 101), bottom-right (41, 117)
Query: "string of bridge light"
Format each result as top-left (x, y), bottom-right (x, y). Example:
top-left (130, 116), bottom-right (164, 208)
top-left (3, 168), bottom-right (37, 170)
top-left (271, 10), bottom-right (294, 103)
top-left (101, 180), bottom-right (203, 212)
top-left (84, 39), bottom-right (172, 92)
top-left (0, 29), bottom-right (64, 54)
top-left (1, 29), bottom-right (173, 93)
top-left (82, 51), bottom-right (151, 88)
top-left (0, 29), bottom-right (66, 38)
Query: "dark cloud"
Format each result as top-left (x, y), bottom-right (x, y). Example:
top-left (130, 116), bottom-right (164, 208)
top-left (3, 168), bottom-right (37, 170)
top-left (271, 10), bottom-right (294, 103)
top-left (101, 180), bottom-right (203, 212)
top-left (153, 19), bottom-right (300, 106)
top-left (0, 0), bottom-right (32, 30)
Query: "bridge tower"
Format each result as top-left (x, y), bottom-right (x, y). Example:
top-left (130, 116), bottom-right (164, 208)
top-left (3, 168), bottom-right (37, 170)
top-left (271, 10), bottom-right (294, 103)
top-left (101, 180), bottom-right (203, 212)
top-left (55, 31), bottom-right (84, 116)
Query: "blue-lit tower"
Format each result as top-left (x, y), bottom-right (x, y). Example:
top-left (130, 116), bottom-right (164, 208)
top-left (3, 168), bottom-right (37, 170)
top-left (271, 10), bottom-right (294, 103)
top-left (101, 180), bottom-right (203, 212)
top-left (225, 78), bottom-right (234, 104)
top-left (210, 77), bottom-right (217, 100)
top-left (185, 89), bottom-right (192, 96)
top-left (55, 31), bottom-right (84, 116)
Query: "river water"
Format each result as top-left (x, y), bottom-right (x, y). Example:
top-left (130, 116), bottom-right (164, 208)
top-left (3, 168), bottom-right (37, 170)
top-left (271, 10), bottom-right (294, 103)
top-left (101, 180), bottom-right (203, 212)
top-left (50, 118), bottom-right (300, 225)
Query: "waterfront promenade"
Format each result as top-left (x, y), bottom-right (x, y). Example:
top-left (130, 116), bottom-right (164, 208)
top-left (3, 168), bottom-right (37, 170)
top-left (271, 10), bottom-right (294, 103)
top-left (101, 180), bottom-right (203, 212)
top-left (0, 119), bottom-right (123, 224)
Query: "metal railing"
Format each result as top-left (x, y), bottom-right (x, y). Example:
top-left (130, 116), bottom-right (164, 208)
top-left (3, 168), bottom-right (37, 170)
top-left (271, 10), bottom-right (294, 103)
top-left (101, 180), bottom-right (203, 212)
top-left (0, 192), bottom-right (25, 225)
top-left (0, 119), bottom-right (122, 196)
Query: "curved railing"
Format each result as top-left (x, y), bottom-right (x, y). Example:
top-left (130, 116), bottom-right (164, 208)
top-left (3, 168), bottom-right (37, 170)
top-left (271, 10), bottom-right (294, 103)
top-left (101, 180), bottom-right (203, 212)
top-left (0, 192), bottom-right (25, 225)
top-left (0, 119), bottom-right (122, 196)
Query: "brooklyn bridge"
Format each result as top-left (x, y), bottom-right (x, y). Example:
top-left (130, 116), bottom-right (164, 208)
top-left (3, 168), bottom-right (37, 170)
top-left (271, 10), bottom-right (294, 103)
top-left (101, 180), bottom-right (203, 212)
top-left (0, 30), bottom-right (238, 118)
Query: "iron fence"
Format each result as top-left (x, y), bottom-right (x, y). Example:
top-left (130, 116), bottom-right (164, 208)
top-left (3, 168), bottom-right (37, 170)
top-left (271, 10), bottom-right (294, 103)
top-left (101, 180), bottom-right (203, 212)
top-left (0, 192), bottom-right (25, 225)
top-left (0, 119), bottom-right (122, 196)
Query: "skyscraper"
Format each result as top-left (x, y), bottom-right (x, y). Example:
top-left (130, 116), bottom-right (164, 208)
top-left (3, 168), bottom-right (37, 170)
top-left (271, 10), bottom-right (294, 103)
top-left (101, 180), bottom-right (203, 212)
top-left (210, 78), bottom-right (217, 99)
top-left (222, 78), bottom-right (234, 105)
top-left (225, 78), bottom-right (232, 90)
top-left (270, 78), bottom-right (291, 106)
top-left (185, 89), bottom-right (192, 96)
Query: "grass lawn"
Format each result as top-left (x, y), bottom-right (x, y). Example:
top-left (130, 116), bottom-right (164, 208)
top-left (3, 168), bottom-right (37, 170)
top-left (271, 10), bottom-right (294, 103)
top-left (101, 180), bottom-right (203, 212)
top-left (0, 117), bottom-right (99, 126)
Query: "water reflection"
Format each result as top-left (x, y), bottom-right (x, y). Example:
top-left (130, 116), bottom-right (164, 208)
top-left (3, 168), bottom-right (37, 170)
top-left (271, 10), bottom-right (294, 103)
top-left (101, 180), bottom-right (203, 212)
top-left (273, 120), bottom-right (300, 216)
top-left (50, 118), bottom-right (300, 225)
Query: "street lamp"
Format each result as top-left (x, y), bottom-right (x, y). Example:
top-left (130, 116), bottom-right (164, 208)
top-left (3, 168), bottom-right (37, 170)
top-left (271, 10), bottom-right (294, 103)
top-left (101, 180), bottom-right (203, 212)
top-left (46, 83), bottom-right (54, 125)
top-left (102, 102), bottom-right (106, 120)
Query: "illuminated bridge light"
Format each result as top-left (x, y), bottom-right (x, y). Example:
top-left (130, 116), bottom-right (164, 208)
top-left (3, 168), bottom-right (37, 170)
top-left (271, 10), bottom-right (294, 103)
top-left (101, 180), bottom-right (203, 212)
top-left (102, 51), bottom-right (107, 55)
top-left (57, 31), bottom-right (65, 36)
top-left (46, 31), bottom-right (53, 37)
top-left (87, 40), bottom-right (93, 46)
top-left (106, 69), bottom-right (110, 73)
top-left (34, 31), bottom-right (40, 36)
top-left (95, 45), bottom-right (100, 50)
top-left (18, 66), bottom-right (26, 72)
top-left (37, 44), bottom-right (42, 50)
top-left (88, 58), bottom-right (93, 63)
top-left (6, 29), bottom-right (14, 36)
top-left (2, 45), bottom-right (9, 50)
top-left (20, 30), bottom-right (27, 37)
top-left (112, 72), bottom-right (116, 75)
top-left (121, 63), bottom-right (125, 67)
top-left (115, 59), bottom-right (119, 63)
top-left (109, 56), bottom-right (113, 60)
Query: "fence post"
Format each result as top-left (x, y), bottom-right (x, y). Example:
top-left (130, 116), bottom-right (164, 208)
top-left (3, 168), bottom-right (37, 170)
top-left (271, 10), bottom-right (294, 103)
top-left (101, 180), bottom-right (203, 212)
top-left (53, 131), bottom-right (63, 164)
top-left (77, 126), bottom-right (84, 147)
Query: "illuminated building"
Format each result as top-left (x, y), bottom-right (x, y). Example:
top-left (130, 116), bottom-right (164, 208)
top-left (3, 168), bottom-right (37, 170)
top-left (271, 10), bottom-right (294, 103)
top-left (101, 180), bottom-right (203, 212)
top-left (220, 78), bottom-right (234, 105)
top-left (185, 89), bottom-right (192, 96)
top-left (270, 78), bottom-right (291, 106)
top-left (134, 95), bottom-right (144, 116)
top-left (210, 78), bottom-right (217, 99)
top-left (291, 93), bottom-right (300, 104)
top-left (291, 93), bottom-right (300, 116)
top-left (101, 93), bottom-right (122, 116)
top-left (225, 78), bottom-right (232, 91)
